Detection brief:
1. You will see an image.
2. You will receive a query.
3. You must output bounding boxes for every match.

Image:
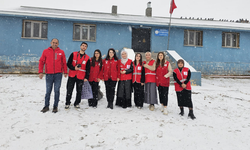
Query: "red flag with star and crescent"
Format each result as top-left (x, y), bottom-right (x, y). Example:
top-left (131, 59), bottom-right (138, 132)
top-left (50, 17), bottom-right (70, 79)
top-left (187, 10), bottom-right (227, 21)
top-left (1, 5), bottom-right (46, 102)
top-left (169, 0), bottom-right (177, 14)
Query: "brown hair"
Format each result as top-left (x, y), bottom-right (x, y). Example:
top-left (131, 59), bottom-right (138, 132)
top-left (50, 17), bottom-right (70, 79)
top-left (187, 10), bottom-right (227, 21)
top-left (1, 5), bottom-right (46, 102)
top-left (156, 52), bottom-right (166, 69)
top-left (177, 59), bottom-right (184, 66)
top-left (134, 53), bottom-right (143, 66)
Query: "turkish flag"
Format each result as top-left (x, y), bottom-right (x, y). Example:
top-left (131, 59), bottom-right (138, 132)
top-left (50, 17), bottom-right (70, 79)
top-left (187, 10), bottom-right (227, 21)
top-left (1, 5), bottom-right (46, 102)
top-left (169, 0), bottom-right (177, 14)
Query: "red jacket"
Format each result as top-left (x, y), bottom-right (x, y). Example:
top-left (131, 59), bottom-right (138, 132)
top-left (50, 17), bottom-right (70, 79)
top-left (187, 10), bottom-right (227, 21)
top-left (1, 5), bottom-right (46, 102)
top-left (156, 61), bottom-right (170, 87)
top-left (132, 62), bottom-right (143, 83)
top-left (143, 59), bottom-right (156, 83)
top-left (118, 59), bottom-right (133, 81)
top-left (89, 58), bottom-right (103, 82)
top-left (173, 67), bottom-right (191, 91)
top-left (68, 52), bottom-right (90, 80)
top-left (103, 58), bottom-right (119, 81)
top-left (39, 47), bottom-right (67, 74)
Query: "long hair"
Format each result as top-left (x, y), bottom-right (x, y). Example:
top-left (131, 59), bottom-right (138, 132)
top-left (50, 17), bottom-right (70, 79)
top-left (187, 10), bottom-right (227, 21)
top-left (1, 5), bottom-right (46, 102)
top-left (91, 49), bottom-right (102, 70)
top-left (156, 52), bottom-right (166, 69)
top-left (105, 48), bottom-right (118, 60)
top-left (134, 53), bottom-right (142, 66)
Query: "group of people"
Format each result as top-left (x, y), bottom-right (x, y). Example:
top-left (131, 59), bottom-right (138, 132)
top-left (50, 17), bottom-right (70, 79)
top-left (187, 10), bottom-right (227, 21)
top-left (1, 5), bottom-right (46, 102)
top-left (38, 38), bottom-right (196, 120)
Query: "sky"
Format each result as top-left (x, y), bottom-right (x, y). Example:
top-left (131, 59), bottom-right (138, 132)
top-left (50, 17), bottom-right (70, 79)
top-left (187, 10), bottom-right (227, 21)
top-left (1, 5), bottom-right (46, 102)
top-left (0, 0), bottom-right (249, 21)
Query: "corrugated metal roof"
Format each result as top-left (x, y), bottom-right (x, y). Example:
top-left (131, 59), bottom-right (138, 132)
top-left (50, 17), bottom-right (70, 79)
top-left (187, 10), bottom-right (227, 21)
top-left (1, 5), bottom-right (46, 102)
top-left (1, 6), bottom-right (250, 31)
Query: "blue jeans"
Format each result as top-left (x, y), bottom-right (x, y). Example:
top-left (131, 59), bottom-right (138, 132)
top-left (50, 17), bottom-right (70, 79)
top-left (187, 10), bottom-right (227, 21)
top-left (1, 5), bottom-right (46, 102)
top-left (44, 73), bottom-right (62, 107)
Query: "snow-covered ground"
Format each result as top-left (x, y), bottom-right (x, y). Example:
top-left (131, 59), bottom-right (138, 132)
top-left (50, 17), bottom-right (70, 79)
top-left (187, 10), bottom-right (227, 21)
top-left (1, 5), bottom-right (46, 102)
top-left (0, 74), bottom-right (249, 150)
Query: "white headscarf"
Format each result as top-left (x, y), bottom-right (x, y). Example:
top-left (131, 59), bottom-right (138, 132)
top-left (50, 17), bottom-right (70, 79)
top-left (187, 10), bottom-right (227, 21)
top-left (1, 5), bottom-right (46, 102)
top-left (121, 50), bottom-right (128, 65)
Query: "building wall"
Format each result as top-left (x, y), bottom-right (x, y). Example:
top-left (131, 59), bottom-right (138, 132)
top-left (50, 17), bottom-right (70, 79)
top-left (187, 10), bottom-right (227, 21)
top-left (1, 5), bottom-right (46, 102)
top-left (168, 27), bottom-right (250, 75)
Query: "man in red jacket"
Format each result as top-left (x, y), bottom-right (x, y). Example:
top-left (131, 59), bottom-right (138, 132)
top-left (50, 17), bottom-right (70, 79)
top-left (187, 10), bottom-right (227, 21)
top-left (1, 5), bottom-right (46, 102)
top-left (39, 38), bottom-right (68, 113)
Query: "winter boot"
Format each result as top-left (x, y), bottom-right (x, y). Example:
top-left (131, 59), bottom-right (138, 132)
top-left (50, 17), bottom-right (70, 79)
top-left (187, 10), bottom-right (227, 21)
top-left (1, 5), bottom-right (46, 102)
top-left (41, 106), bottom-right (49, 113)
top-left (179, 108), bottom-right (184, 116)
top-left (52, 107), bottom-right (58, 113)
top-left (188, 110), bottom-right (196, 120)
top-left (150, 105), bottom-right (155, 111)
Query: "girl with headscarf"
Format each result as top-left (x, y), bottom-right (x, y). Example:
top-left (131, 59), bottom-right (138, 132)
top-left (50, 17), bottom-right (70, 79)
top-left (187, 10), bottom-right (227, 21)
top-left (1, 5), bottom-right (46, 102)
top-left (143, 52), bottom-right (158, 111)
top-left (173, 59), bottom-right (196, 119)
top-left (115, 50), bottom-right (133, 108)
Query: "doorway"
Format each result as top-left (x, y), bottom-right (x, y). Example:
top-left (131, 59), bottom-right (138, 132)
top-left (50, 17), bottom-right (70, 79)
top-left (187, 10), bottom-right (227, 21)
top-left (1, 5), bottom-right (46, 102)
top-left (132, 28), bottom-right (151, 52)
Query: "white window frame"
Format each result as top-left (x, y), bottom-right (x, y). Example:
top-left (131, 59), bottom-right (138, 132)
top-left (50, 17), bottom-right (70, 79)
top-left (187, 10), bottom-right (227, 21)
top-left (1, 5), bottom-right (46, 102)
top-left (222, 32), bottom-right (240, 48)
top-left (184, 30), bottom-right (203, 46)
top-left (22, 20), bottom-right (48, 39)
top-left (73, 23), bottom-right (96, 42)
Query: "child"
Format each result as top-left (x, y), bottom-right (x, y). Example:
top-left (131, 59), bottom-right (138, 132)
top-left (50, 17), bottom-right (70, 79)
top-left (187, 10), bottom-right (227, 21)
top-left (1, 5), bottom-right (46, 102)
top-left (173, 59), bottom-right (196, 119)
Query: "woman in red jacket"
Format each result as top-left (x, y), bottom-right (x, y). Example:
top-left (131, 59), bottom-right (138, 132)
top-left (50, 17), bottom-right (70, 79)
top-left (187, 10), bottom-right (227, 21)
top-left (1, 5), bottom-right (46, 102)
top-left (173, 59), bottom-right (196, 120)
top-left (102, 48), bottom-right (119, 109)
top-left (115, 50), bottom-right (133, 108)
top-left (132, 53), bottom-right (145, 109)
top-left (88, 49), bottom-right (103, 108)
top-left (156, 52), bottom-right (172, 115)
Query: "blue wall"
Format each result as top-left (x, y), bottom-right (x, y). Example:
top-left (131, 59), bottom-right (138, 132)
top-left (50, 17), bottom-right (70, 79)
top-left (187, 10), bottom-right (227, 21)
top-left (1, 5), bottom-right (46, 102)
top-left (168, 27), bottom-right (250, 75)
top-left (0, 15), bottom-right (250, 75)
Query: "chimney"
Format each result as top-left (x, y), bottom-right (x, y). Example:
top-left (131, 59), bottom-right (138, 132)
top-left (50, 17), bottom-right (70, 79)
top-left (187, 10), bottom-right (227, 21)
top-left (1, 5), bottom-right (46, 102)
top-left (112, 5), bottom-right (117, 15)
top-left (145, 2), bottom-right (152, 17)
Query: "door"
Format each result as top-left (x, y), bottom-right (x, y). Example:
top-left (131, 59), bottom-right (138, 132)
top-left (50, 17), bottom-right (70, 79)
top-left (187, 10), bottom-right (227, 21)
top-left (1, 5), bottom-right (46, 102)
top-left (132, 28), bottom-right (151, 52)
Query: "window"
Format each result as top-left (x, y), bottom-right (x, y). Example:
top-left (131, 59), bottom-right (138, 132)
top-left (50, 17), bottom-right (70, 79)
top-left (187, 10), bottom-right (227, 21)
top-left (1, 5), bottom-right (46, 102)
top-left (184, 30), bottom-right (203, 46)
top-left (73, 24), bottom-right (96, 41)
top-left (22, 20), bottom-right (48, 39)
top-left (222, 32), bottom-right (240, 48)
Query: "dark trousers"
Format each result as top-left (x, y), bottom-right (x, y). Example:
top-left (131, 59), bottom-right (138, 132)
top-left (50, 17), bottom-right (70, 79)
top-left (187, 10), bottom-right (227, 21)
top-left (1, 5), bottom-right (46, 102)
top-left (133, 82), bottom-right (144, 107)
top-left (65, 76), bottom-right (84, 106)
top-left (88, 81), bottom-right (99, 107)
top-left (45, 73), bottom-right (62, 107)
top-left (158, 86), bottom-right (169, 106)
top-left (104, 79), bottom-right (117, 104)
top-left (176, 89), bottom-right (193, 108)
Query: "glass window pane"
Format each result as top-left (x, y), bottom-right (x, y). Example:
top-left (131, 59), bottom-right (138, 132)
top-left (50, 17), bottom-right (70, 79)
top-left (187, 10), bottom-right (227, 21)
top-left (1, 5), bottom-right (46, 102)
top-left (89, 26), bottom-right (96, 41)
top-left (232, 33), bottom-right (237, 47)
top-left (184, 30), bottom-right (188, 45)
top-left (222, 33), bottom-right (225, 46)
top-left (74, 25), bottom-right (80, 40)
top-left (33, 23), bottom-right (40, 37)
top-left (25, 22), bottom-right (31, 37)
top-left (195, 32), bottom-right (201, 46)
top-left (41, 23), bottom-right (47, 38)
top-left (226, 33), bottom-right (231, 47)
top-left (82, 26), bottom-right (88, 40)
top-left (189, 31), bottom-right (194, 45)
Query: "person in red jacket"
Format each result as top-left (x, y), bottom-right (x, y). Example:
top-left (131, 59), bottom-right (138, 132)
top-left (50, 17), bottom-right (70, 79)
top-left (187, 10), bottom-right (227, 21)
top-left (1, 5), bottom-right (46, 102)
top-left (156, 52), bottom-right (172, 115)
top-left (173, 59), bottom-right (196, 120)
top-left (88, 49), bottom-right (103, 108)
top-left (115, 50), bottom-right (133, 108)
top-left (65, 42), bottom-right (90, 109)
top-left (102, 48), bottom-right (119, 109)
top-left (132, 53), bottom-right (145, 109)
top-left (143, 52), bottom-right (158, 111)
top-left (39, 38), bottom-right (67, 113)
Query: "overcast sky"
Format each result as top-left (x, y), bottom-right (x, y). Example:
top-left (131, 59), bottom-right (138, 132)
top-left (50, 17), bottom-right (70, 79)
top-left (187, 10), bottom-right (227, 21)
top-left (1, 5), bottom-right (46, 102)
top-left (0, 0), bottom-right (249, 21)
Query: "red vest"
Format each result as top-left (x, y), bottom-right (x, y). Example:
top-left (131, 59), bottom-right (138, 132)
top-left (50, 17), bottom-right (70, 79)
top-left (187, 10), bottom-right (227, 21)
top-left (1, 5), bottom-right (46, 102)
top-left (118, 59), bottom-right (132, 81)
top-left (156, 61), bottom-right (170, 87)
top-left (143, 59), bottom-right (156, 83)
top-left (89, 58), bottom-right (103, 82)
top-left (173, 67), bottom-right (192, 91)
top-left (103, 58), bottom-right (118, 81)
top-left (132, 62), bottom-right (143, 83)
top-left (68, 52), bottom-right (90, 80)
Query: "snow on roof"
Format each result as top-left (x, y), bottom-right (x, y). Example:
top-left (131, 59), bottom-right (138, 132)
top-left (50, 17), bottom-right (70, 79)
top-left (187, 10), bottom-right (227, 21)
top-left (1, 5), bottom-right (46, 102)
top-left (0, 6), bottom-right (250, 31)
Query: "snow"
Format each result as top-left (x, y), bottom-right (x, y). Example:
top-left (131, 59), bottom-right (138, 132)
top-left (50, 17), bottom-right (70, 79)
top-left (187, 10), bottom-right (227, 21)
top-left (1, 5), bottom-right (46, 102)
top-left (167, 50), bottom-right (196, 72)
top-left (0, 74), bottom-right (250, 150)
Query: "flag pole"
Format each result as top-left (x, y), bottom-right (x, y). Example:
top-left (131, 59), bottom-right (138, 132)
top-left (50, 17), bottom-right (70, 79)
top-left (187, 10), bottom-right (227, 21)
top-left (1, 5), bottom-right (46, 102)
top-left (167, 13), bottom-right (172, 50)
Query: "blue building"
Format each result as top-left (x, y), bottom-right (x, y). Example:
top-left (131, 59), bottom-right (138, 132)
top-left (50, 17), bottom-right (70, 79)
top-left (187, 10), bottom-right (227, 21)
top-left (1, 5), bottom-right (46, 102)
top-left (0, 6), bottom-right (249, 76)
